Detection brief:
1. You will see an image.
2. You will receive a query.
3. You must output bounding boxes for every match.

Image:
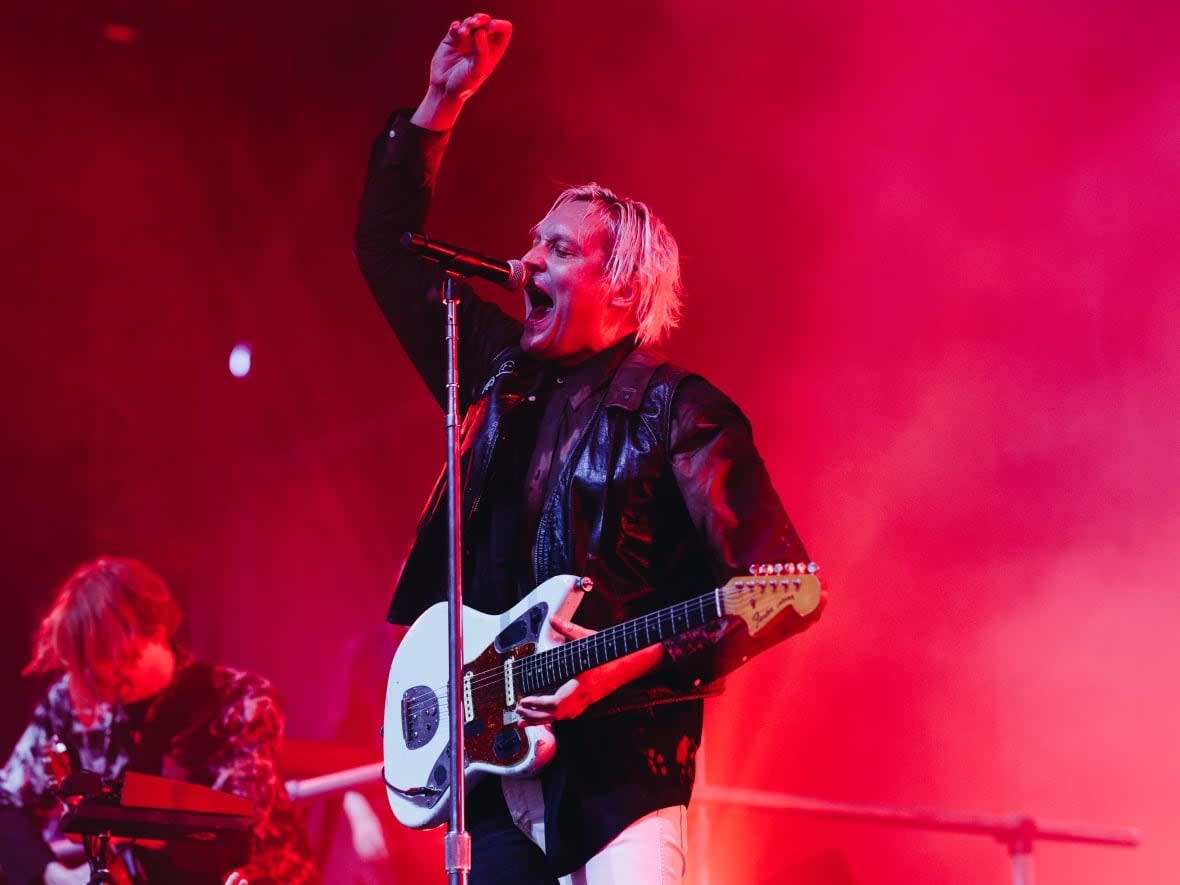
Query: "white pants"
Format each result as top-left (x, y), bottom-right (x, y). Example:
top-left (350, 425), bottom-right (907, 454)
top-left (561, 805), bottom-right (687, 885)
top-left (502, 778), bottom-right (687, 885)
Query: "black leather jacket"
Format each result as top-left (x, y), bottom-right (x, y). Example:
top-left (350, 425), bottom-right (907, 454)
top-left (354, 110), bottom-right (821, 872)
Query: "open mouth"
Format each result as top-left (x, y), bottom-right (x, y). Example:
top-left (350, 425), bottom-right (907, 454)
top-left (525, 283), bottom-right (553, 322)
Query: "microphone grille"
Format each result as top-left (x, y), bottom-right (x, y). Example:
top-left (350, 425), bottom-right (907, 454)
top-left (503, 259), bottom-right (528, 292)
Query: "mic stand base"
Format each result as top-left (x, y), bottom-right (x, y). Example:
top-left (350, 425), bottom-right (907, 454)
top-left (446, 829), bottom-right (472, 883)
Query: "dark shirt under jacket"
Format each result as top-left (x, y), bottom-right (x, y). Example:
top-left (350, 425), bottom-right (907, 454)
top-left (355, 110), bottom-right (821, 875)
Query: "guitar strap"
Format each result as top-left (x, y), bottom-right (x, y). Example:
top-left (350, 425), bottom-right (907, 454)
top-left (601, 348), bottom-right (671, 412)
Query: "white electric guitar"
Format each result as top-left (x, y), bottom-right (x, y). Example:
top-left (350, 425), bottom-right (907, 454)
top-left (382, 563), bottom-right (823, 829)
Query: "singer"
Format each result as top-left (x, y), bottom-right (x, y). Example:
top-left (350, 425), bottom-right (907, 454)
top-left (353, 13), bottom-right (825, 885)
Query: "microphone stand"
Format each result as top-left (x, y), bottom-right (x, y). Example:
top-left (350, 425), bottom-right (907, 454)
top-left (440, 268), bottom-right (470, 885)
top-left (403, 232), bottom-right (522, 883)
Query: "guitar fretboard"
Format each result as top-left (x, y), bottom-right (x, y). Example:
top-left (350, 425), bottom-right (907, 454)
top-left (516, 590), bottom-right (722, 696)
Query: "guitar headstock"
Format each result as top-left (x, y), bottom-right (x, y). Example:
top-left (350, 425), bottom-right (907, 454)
top-left (719, 562), bottom-right (824, 636)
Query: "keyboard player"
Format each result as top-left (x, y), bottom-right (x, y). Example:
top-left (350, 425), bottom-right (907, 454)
top-left (0, 557), bottom-right (320, 885)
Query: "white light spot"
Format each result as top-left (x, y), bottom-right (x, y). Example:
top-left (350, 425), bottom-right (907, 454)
top-left (228, 342), bottom-right (252, 378)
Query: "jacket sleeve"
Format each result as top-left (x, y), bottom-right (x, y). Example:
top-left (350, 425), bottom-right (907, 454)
top-left (353, 109), bottom-right (523, 413)
top-left (205, 672), bottom-right (319, 885)
top-left (659, 376), bottom-right (826, 687)
top-left (0, 698), bottom-right (63, 885)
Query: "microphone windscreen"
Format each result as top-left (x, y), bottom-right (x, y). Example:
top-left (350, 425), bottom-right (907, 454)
top-left (503, 259), bottom-right (528, 292)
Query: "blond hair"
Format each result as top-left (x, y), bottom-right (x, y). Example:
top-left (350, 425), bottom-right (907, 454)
top-left (24, 557), bottom-right (182, 696)
top-left (546, 183), bottom-right (683, 347)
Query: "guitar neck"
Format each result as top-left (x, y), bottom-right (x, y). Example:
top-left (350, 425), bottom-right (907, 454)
top-left (518, 590), bottom-right (720, 696)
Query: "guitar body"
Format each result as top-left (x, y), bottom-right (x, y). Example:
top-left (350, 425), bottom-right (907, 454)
top-left (383, 574), bottom-right (586, 829)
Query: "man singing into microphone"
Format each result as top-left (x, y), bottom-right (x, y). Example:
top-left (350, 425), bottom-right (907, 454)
top-left (354, 13), bottom-right (823, 885)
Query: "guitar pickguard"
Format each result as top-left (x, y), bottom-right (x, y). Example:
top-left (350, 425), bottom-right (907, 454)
top-left (387, 741), bottom-right (450, 812)
top-left (494, 602), bottom-right (548, 653)
top-left (463, 641), bottom-right (535, 768)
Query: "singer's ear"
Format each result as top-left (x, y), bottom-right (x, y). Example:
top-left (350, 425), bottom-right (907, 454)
top-left (608, 282), bottom-right (638, 311)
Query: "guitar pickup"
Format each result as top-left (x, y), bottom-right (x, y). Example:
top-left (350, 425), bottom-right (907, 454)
top-left (503, 658), bottom-right (516, 708)
top-left (462, 671), bottom-right (474, 723)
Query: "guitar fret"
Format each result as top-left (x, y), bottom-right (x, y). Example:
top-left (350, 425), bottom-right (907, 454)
top-left (519, 589), bottom-right (724, 698)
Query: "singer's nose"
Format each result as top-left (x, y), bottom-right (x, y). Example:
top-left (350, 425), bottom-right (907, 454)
top-left (522, 243), bottom-right (545, 270)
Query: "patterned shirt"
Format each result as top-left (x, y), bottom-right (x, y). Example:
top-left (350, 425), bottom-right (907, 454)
top-left (0, 648), bottom-right (319, 885)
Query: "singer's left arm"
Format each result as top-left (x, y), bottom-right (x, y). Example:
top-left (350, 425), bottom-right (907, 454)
top-left (659, 377), bottom-right (825, 687)
top-left (354, 111), bottom-right (521, 411)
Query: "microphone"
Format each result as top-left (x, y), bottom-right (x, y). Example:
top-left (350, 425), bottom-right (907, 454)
top-left (401, 232), bottom-right (527, 291)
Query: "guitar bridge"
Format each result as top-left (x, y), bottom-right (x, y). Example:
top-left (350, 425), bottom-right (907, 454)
top-left (400, 685), bottom-right (440, 750)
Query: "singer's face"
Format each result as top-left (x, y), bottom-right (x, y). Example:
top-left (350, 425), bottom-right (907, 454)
top-left (520, 201), bottom-right (623, 363)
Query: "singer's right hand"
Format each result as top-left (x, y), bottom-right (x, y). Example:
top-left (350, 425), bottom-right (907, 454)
top-left (413, 13), bottom-right (512, 131)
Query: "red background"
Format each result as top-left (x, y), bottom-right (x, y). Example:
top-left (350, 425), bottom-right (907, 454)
top-left (2, 2), bottom-right (1176, 882)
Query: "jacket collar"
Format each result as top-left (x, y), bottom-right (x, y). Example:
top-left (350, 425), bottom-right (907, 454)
top-left (550, 335), bottom-right (638, 412)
